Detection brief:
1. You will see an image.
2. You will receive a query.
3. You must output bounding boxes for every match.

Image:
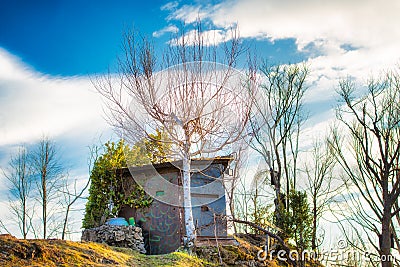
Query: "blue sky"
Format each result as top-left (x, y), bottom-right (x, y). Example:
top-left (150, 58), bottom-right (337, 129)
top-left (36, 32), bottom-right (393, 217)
top-left (0, 0), bottom-right (308, 76)
top-left (0, 0), bottom-right (170, 75)
top-left (1, 0), bottom-right (400, 240)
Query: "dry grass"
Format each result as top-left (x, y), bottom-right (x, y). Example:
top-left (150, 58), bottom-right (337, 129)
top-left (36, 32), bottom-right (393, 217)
top-left (195, 234), bottom-right (325, 267)
top-left (0, 234), bottom-right (324, 267)
top-left (0, 234), bottom-right (213, 267)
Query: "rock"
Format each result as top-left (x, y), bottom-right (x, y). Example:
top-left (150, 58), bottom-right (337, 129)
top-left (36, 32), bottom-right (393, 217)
top-left (81, 225), bottom-right (146, 254)
top-left (133, 232), bottom-right (141, 240)
top-left (114, 230), bottom-right (125, 242)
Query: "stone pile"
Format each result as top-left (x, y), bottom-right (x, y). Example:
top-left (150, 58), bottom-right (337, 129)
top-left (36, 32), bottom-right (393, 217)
top-left (81, 225), bottom-right (146, 254)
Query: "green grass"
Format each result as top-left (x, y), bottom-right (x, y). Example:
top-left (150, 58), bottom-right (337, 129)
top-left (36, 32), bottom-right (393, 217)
top-left (113, 247), bottom-right (215, 266)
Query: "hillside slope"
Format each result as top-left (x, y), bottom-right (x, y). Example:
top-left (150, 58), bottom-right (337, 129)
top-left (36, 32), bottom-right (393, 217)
top-left (0, 234), bottom-right (324, 267)
top-left (0, 234), bottom-right (213, 267)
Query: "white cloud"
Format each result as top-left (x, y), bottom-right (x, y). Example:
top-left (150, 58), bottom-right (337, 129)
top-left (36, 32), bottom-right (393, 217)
top-left (152, 25), bottom-right (179, 38)
top-left (0, 48), bottom-right (109, 146)
top-left (169, 0), bottom-right (400, 51)
top-left (158, 1), bottom-right (400, 180)
top-left (161, 1), bottom-right (179, 11)
top-left (0, 48), bottom-right (114, 239)
top-left (165, 0), bottom-right (400, 105)
top-left (167, 4), bottom-right (209, 23)
top-left (168, 28), bottom-right (231, 46)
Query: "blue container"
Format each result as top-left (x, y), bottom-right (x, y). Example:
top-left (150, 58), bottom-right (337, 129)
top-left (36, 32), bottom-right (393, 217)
top-left (106, 217), bottom-right (129, 226)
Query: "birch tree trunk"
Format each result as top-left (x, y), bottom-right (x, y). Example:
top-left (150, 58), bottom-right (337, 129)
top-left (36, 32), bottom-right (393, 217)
top-left (182, 155), bottom-right (195, 245)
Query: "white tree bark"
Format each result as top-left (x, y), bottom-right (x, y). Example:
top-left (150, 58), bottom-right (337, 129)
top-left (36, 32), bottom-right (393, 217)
top-left (182, 155), bottom-right (195, 244)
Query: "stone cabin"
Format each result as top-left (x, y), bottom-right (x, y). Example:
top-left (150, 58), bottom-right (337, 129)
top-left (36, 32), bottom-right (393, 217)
top-left (118, 157), bottom-right (232, 255)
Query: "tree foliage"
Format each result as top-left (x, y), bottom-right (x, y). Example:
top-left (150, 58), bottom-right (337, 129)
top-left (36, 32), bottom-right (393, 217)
top-left (273, 190), bottom-right (312, 252)
top-left (289, 190), bottom-right (312, 251)
top-left (82, 133), bottom-right (171, 229)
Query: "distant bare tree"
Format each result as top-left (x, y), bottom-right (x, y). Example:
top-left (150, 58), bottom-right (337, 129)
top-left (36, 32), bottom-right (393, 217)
top-left (233, 155), bottom-right (275, 234)
top-left (1, 147), bottom-right (34, 239)
top-left (233, 170), bottom-right (251, 233)
top-left (329, 69), bottom-right (400, 267)
top-left (304, 139), bottom-right (337, 251)
top-left (93, 24), bottom-right (254, 247)
top-left (222, 145), bottom-right (248, 233)
top-left (60, 176), bottom-right (89, 240)
top-left (30, 137), bottom-right (65, 239)
top-left (60, 145), bottom-right (99, 240)
top-left (249, 62), bottom-right (308, 228)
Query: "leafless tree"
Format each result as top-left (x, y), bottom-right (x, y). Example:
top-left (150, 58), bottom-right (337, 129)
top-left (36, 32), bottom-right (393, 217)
top-left (249, 62), bottom-right (309, 227)
top-left (93, 24), bottom-right (254, 247)
top-left (60, 176), bottom-right (89, 240)
top-left (30, 137), bottom-right (65, 239)
top-left (221, 144), bottom-right (248, 233)
top-left (59, 144), bottom-right (99, 240)
top-left (1, 146), bottom-right (34, 239)
top-left (232, 155), bottom-right (275, 234)
top-left (233, 171), bottom-right (252, 233)
top-left (304, 139), bottom-right (337, 251)
top-left (328, 69), bottom-right (400, 267)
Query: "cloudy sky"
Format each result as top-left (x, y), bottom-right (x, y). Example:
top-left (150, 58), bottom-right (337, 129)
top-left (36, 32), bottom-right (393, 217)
top-left (1, 0), bottom-right (399, 239)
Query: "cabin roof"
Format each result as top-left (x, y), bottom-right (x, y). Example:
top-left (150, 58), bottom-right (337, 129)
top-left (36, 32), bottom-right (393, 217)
top-left (118, 156), bottom-right (233, 175)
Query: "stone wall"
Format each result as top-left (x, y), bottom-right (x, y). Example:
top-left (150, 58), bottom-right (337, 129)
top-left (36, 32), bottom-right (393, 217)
top-left (81, 225), bottom-right (146, 254)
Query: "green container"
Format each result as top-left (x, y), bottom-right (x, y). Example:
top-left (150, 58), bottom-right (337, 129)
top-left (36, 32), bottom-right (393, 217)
top-left (128, 217), bottom-right (136, 226)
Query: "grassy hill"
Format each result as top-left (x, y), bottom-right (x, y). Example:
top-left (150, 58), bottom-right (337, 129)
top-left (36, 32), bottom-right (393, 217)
top-left (0, 234), bottom-right (214, 267)
top-left (0, 234), bottom-right (324, 267)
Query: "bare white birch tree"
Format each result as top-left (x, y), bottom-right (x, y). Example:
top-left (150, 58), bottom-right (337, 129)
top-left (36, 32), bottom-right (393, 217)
top-left (93, 25), bottom-right (254, 247)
